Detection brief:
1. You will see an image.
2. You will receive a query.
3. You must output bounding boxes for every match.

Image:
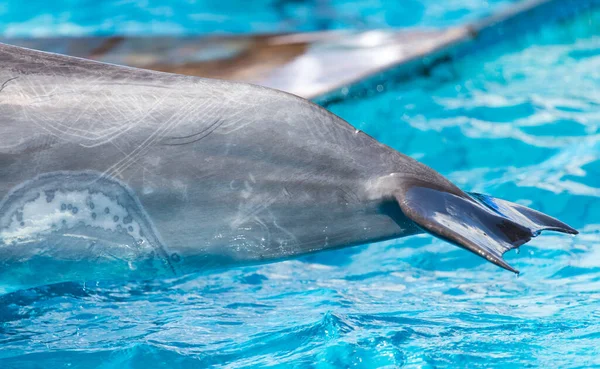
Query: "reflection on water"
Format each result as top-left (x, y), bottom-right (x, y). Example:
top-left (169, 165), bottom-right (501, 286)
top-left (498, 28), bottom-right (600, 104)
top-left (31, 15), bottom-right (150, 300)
top-left (1, 7), bottom-right (600, 369)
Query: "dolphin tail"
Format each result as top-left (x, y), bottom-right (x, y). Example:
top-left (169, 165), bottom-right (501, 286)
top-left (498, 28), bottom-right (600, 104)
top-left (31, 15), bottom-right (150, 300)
top-left (394, 185), bottom-right (577, 273)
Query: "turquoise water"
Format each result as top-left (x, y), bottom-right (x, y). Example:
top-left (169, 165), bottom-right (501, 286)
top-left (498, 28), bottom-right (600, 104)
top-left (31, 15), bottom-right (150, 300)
top-left (2, 6), bottom-right (600, 369)
top-left (0, 0), bottom-right (518, 37)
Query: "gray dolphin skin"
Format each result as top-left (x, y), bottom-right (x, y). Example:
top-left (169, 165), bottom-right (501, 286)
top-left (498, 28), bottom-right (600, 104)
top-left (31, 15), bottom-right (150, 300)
top-left (0, 42), bottom-right (577, 293)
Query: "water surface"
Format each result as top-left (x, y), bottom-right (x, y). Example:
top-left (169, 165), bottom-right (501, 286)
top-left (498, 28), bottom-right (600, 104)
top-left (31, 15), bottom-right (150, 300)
top-left (0, 0), bottom-right (518, 37)
top-left (1, 5), bottom-right (600, 369)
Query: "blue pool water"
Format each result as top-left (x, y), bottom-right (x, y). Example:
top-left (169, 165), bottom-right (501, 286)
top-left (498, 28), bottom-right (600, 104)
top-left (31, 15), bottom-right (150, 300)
top-left (2, 6), bottom-right (600, 369)
top-left (0, 0), bottom-right (518, 37)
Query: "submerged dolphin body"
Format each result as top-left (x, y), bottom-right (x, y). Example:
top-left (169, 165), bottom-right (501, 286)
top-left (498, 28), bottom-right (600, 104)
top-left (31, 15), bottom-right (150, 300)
top-left (0, 43), bottom-right (576, 292)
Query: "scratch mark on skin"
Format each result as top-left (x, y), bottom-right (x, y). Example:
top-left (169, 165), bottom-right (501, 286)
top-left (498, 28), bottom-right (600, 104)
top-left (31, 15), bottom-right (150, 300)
top-left (165, 118), bottom-right (222, 140)
top-left (0, 139), bottom-right (26, 150)
top-left (0, 76), bottom-right (18, 94)
top-left (271, 215), bottom-right (299, 250)
top-left (78, 96), bottom-right (169, 148)
top-left (252, 215), bottom-right (272, 247)
top-left (339, 185), bottom-right (361, 204)
top-left (97, 81), bottom-right (180, 90)
top-left (15, 78), bottom-right (128, 143)
top-left (217, 104), bottom-right (261, 135)
top-left (103, 96), bottom-right (203, 178)
top-left (13, 76), bottom-right (211, 150)
top-left (162, 118), bottom-right (225, 146)
top-left (231, 192), bottom-right (282, 229)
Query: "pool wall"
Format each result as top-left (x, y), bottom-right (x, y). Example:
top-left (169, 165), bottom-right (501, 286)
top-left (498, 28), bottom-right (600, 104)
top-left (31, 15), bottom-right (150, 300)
top-left (315, 0), bottom-right (600, 105)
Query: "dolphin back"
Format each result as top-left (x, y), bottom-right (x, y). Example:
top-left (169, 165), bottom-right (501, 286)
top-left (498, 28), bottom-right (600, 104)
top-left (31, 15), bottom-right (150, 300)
top-left (0, 42), bottom-right (578, 293)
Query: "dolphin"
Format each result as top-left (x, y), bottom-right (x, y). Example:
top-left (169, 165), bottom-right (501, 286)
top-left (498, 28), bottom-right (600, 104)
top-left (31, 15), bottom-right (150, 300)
top-left (0, 42), bottom-right (576, 293)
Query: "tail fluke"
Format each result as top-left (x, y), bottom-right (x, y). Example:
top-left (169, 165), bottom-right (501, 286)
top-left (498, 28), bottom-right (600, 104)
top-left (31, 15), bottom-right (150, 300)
top-left (395, 185), bottom-right (577, 273)
top-left (467, 192), bottom-right (578, 236)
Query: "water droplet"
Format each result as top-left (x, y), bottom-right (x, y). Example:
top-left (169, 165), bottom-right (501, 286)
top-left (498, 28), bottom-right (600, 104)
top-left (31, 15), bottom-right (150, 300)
top-left (61, 204), bottom-right (67, 211)
top-left (113, 215), bottom-right (119, 222)
top-left (91, 212), bottom-right (97, 220)
top-left (128, 226), bottom-right (134, 232)
top-left (171, 253), bottom-right (181, 262)
top-left (67, 204), bottom-right (72, 210)
top-left (104, 207), bottom-right (110, 214)
top-left (515, 248), bottom-right (520, 254)
top-left (72, 207), bottom-right (78, 214)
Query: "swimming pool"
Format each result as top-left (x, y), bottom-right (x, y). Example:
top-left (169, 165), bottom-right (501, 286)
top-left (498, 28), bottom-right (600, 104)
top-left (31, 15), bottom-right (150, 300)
top-left (1, 3), bottom-right (600, 369)
top-left (0, 0), bottom-right (519, 37)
